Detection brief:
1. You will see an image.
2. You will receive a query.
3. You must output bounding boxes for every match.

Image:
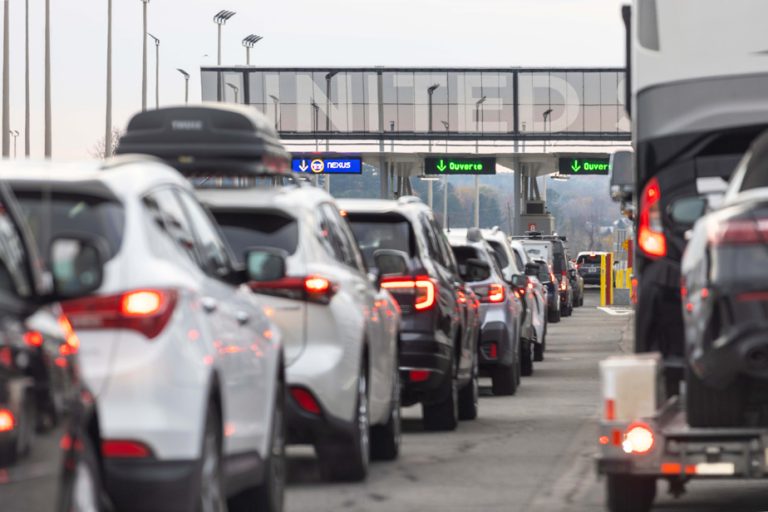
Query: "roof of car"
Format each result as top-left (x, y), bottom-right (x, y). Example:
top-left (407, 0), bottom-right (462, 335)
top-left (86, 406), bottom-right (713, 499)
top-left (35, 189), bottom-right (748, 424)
top-left (338, 197), bottom-right (429, 217)
top-left (0, 156), bottom-right (189, 198)
top-left (197, 183), bottom-right (333, 212)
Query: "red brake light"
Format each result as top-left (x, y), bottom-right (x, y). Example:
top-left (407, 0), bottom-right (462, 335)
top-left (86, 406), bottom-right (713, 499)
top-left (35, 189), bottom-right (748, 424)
top-left (409, 370), bottom-right (431, 383)
top-left (102, 440), bottom-right (153, 459)
top-left (62, 289), bottom-right (178, 340)
top-left (549, 271), bottom-right (556, 284)
top-left (638, 178), bottom-right (667, 258)
top-left (305, 276), bottom-right (332, 294)
top-left (381, 276), bottom-right (437, 311)
top-left (486, 283), bottom-right (505, 303)
top-left (560, 274), bottom-right (568, 291)
top-left (249, 276), bottom-right (337, 305)
top-left (708, 219), bottom-right (768, 246)
top-left (0, 409), bottom-right (14, 432)
top-left (24, 331), bottom-right (43, 347)
top-left (622, 424), bottom-right (655, 454)
top-left (290, 387), bottom-right (321, 415)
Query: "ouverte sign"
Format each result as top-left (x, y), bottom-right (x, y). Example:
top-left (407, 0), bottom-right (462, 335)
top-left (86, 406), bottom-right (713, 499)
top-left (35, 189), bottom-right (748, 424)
top-left (424, 157), bottom-right (496, 175)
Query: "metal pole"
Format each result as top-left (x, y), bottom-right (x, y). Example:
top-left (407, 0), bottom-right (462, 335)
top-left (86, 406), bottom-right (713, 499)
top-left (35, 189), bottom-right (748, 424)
top-left (2, 0), bottom-right (9, 158)
top-left (185, 78), bottom-right (189, 104)
top-left (246, 46), bottom-right (250, 66)
top-left (474, 175), bottom-right (480, 228)
top-left (105, 0), bottom-right (113, 158)
top-left (217, 24), bottom-right (222, 65)
top-left (443, 176), bottom-right (448, 228)
top-left (142, 1), bottom-right (148, 111)
top-left (24, 0), bottom-right (29, 157)
top-left (44, 0), bottom-right (51, 157)
top-left (428, 93), bottom-right (433, 152)
top-left (155, 41), bottom-right (159, 109)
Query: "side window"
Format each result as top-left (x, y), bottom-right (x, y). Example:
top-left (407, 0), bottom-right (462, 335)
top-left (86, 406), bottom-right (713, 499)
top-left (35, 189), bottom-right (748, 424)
top-left (435, 227), bottom-right (460, 276)
top-left (319, 204), bottom-right (365, 272)
top-left (143, 189), bottom-right (199, 267)
top-left (176, 190), bottom-right (233, 277)
top-left (513, 249), bottom-right (525, 272)
top-left (420, 214), bottom-right (445, 267)
top-left (0, 200), bottom-right (31, 299)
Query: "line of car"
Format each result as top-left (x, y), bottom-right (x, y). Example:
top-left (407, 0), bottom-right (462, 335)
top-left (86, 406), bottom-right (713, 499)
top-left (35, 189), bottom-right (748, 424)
top-left (0, 104), bottom-right (583, 512)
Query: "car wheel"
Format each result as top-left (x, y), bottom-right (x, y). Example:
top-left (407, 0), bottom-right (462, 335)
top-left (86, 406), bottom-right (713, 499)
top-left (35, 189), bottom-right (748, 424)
top-left (491, 345), bottom-right (519, 396)
top-left (318, 366), bottom-right (370, 481)
top-left (606, 474), bottom-right (656, 512)
top-left (458, 353), bottom-right (479, 420)
top-left (686, 363), bottom-right (746, 428)
top-left (520, 339), bottom-right (534, 377)
top-left (71, 435), bottom-right (102, 512)
top-left (370, 364), bottom-right (401, 461)
top-left (548, 306), bottom-right (561, 323)
top-left (422, 357), bottom-right (459, 431)
top-left (230, 374), bottom-right (286, 512)
top-left (198, 406), bottom-right (227, 512)
top-left (533, 339), bottom-right (545, 362)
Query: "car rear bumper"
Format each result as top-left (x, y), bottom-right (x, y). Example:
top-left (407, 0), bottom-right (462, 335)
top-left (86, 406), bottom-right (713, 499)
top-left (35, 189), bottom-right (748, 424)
top-left (104, 458), bottom-right (200, 512)
top-left (398, 332), bottom-right (452, 407)
top-left (478, 321), bottom-right (513, 368)
top-left (284, 390), bottom-right (355, 446)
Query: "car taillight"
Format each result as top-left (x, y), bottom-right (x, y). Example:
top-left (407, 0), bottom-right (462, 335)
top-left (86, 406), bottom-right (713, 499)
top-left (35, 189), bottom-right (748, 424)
top-left (707, 218), bottom-right (768, 246)
top-left (560, 274), bottom-right (568, 291)
top-left (249, 276), bottom-right (338, 305)
top-left (381, 276), bottom-right (437, 311)
top-left (480, 283), bottom-right (505, 303)
top-left (102, 440), bottom-right (153, 458)
top-left (549, 271), bottom-right (556, 284)
top-left (57, 315), bottom-right (81, 355)
top-left (638, 177), bottom-right (667, 258)
top-left (61, 289), bottom-right (178, 340)
top-left (0, 409), bottom-right (14, 432)
top-left (24, 330), bottom-right (43, 347)
top-left (290, 386), bottom-right (322, 415)
top-left (622, 423), bottom-right (655, 454)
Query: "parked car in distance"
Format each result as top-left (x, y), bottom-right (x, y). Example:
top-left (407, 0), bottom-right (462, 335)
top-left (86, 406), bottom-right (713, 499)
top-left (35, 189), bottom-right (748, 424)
top-left (9, 157), bottom-right (286, 512)
top-left (518, 238), bottom-right (561, 323)
top-left (447, 229), bottom-right (526, 394)
top-left (569, 261), bottom-right (585, 307)
top-left (200, 183), bottom-right (402, 480)
top-left (682, 130), bottom-right (768, 428)
top-left (576, 252), bottom-right (607, 286)
top-left (0, 180), bottom-right (107, 511)
top-left (511, 240), bottom-right (549, 361)
top-left (341, 197), bottom-right (480, 430)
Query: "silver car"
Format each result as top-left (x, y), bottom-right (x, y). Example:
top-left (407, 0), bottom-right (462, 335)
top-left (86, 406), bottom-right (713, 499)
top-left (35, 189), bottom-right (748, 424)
top-left (199, 183), bottom-right (401, 481)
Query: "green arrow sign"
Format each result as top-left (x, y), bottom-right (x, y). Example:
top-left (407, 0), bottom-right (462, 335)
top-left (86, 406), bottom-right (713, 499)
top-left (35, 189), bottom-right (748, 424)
top-left (558, 156), bottom-right (610, 175)
top-left (425, 157), bottom-right (496, 175)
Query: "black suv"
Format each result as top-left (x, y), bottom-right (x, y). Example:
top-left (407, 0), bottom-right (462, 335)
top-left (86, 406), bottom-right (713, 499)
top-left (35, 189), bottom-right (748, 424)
top-left (0, 182), bottom-right (108, 511)
top-left (515, 233), bottom-right (573, 320)
top-left (340, 197), bottom-right (480, 431)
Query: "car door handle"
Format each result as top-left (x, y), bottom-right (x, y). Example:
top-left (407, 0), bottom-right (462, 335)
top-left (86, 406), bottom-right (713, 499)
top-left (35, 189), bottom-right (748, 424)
top-left (236, 311), bottom-right (250, 326)
top-left (201, 297), bottom-right (218, 314)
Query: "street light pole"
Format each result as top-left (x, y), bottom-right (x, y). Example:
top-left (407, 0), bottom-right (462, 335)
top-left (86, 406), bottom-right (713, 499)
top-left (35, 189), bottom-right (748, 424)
top-left (214, 10), bottom-right (236, 66)
top-left (2, 0), bottom-right (9, 158)
top-left (9, 130), bottom-right (17, 158)
top-left (242, 34), bottom-right (262, 65)
top-left (148, 33), bottom-right (159, 109)
top-left (474, 96), bottom-right (487, 228)
top-left (226, 83), bottom-right (239, 103)
top-left (269, 95), bottom-right (280, 130)
top-left (427, 84), bottom-right (439, 153)
top-left (442, 120), bottom-right (449, 227)
top-left (141, 0), bottom-right (149, 112)
top-left (44, 0), bottom-right (51, 156)
top-left (24, 0), bottom-right (29, 157)
top-left (177, 69), bottom-right (190, 104)
top-left (542, 108), bottom-right (553, 152)
top-left (105, 0), bottom-right (113, 158)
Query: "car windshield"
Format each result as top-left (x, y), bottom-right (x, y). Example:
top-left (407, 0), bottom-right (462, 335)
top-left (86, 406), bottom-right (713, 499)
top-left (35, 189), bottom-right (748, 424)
top-left (213, 210), bottom-right (299, 264)
top-left (13, 191), bottom-right (125, 262)
top-left (346, 215), bottom-right (414, 269)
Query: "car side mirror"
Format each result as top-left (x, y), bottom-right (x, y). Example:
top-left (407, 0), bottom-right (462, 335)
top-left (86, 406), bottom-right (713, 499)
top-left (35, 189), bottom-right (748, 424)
top-left (510, 274), bottom-right (527, 289)
top-left (49, 235), bottom-right (107, 299)
top-left (524, 262), bottom-right (539, 276)
top-left (245, 247), bottom-right (287, 282)
top-left (462, 258), bottom-right (491, 282)
top-left (373, 249), bottom-right (409, 277)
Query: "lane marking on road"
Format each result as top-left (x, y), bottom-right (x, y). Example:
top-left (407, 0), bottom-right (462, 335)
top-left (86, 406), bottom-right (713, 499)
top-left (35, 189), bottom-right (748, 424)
top-left (597, 307), bottom-right (634, 316)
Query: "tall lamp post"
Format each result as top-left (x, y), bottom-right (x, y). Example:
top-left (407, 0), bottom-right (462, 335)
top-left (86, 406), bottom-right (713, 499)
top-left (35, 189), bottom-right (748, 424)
top-left (242, 34), bottom-right (262, 65)
top-left (44, 0), bottom-right (51, 156)
top-left (141, 0), bottom-right (149, 111)
top-left (441, 120), bottom-right (449, 227)
top-left (2, 0), bottom-right (9, 158)
top-left (9, 130), bottom-right (17, 158)
top-left (24, 0), bottom-right (29, 156)
top-left (269, 95), bottom-right (279, 130)
top-left (226, 83), bottom-right (239, 103)
top-left (325, 71), bottom-right (338, 151)
top-left (214, 10), bottom-right (236, 65)
top-left (426, 84), bottom-right (440, 207)
top-left (148, 33), bottom-right (160, 109)
top-left (311, 101), bottom-right (319, 151)
top-left (105, 0), bottom-right (113, 157)
top-left (177, 69), bottom-right (190, 104)
top-left (474, 96), bottom-right (487, 228)
top-left (542, 108), bottom-right (553, 152)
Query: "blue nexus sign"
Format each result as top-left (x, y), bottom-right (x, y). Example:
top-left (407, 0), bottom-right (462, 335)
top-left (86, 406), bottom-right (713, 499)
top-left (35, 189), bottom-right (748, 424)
top-left (292, 156), bottom-right (363, 175)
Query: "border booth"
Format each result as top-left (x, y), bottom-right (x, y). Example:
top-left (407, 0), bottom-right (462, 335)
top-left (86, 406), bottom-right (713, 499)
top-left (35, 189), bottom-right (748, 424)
top-left (115, 103), bottom-right (292, 180)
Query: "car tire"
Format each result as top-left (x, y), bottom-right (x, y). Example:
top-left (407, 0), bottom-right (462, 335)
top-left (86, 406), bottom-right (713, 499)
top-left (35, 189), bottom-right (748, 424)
top-left (548, 306), bottom-right (561, 323)
top-left (491, 341), bottom-right (520, 396)
top-left (318, 365), bottom-right (370, 481)
top-left (422, 357), bottom-right (459, 432)
top-left (458, 354), bottom-right (479, 421)
top-left (230, 373), bottom-right (286, 512)
top-left (71, 434), bottom-right (104, 512)
top-left (606, 474), bottom-right (656, 512)
top-left (686, 363), bottom-right (746, 428)
top-left (370, 364), bottom-right (401, 461)
top-left (521, 339), bottom-right (534, 377)
top-left (198, 405), bottom-right (227, 512)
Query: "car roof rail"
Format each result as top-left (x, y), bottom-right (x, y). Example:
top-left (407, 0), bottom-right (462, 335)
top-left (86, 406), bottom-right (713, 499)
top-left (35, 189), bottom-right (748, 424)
top-left (467, 227), bottom-right (483, 242)
top-left (397, 195), bottom-right (423, 206)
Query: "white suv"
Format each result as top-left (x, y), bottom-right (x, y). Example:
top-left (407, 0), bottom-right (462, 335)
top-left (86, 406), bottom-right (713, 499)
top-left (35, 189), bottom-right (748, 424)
top-left (7, 159), bottom-right (285, 512)
top-left (199, 183), bottom-right (401, 481)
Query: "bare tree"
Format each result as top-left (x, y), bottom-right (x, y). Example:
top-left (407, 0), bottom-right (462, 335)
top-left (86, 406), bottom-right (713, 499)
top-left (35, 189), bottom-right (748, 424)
top-left (91, 127), bottom-right (122, 159)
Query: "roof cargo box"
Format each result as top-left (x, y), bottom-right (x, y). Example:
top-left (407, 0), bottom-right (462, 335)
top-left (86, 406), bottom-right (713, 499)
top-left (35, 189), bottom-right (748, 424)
top-left (115, 104), bottom-right (291, 177)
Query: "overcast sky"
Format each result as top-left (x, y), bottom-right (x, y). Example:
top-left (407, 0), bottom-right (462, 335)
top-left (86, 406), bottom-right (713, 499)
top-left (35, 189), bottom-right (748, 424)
top-left (7, 0), bottom-right (626, 159)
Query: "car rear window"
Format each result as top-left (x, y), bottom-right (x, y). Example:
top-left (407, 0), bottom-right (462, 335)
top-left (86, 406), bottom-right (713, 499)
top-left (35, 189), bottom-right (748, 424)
top-left (577, 255), bottom-right (601, 265)
top-left (346, 214), bottom-right (415, 269)
top-left (14, 191), bottom-right (125, 261)
top-left (213, 210), bottom-right (299, 263)
top-left (451, 245), bottom-right (491, 282)
top-left (488, 241), bottom-right (510, 268)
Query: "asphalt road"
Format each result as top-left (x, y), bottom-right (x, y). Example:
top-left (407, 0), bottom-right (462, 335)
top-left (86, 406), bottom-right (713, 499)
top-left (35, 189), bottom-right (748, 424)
top-left (284, 289), bottom-right (768, 512)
